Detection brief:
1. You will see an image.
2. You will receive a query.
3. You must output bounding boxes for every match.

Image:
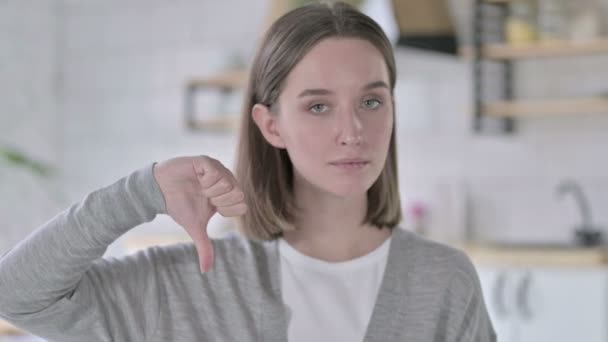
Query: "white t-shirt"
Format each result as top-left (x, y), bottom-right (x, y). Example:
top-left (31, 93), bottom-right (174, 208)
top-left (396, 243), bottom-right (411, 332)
top-left (278, 236), bottom-right (391, 342)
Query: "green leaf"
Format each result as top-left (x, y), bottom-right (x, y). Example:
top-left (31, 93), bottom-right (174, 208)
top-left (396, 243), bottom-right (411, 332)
top-left (0, 145), bottom-right (54, 177)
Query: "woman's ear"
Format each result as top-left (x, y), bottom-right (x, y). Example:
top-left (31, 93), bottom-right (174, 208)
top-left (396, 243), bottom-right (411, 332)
top-left (251, 104), bottom-right (286, 149)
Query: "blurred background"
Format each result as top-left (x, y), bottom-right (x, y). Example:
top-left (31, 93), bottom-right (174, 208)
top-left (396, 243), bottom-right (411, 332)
top-left (1, 0), bottom-right (608, 341)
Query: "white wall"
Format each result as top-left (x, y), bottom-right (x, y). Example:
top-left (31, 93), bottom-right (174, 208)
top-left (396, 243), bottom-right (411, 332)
top-left (392, 49), bottom-right (608, 244)
top-left (2, 0), bottom-right (608, 255)
top-left (59, 0), bottom-right (269, 251)
top-left (0, 1), bottom-right (64, 254)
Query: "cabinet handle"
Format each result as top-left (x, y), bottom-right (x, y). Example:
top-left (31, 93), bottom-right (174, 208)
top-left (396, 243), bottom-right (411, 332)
top-left (516, 272), bottom-right (533, 320)
top-left (493, 271), bottom-right (509, 318)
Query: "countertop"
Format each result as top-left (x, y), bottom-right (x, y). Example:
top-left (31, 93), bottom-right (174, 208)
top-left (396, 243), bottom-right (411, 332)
top-left (459, 242), bottom-right (608, 267)
top-left (121, 233), bottom-right (608, 267)
top-left (0, 321), bottom-right (20, 337)
top-left (120, 233), bottom-right (608, 267)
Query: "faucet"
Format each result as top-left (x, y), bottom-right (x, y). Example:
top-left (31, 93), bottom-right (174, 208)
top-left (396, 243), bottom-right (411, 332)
top-left (555, 179), bottom-right (603, 247)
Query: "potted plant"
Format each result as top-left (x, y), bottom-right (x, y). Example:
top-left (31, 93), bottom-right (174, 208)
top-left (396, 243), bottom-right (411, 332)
top-left (0, 144), bottom-right (53, 177)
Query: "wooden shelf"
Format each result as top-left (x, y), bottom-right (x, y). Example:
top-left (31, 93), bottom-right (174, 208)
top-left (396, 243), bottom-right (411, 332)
top-left (188, 69), bottom-right (248, 89)
top-left (187, 116), bottom-right (240, 131)
top-left (461, 39), bottom-right (608, 60)
top-left (185, 69), bottom-right (247, 132)
top-left (462, 243), bottom-right (608, 267)
top-left (485, 40), bottom-right (608, 59)
top-left (0, 320), bottom-right (23, 336)
top-left (484, 97), bottom-right (608, 117)
top-left (471, 0), bottom-right (608, 132)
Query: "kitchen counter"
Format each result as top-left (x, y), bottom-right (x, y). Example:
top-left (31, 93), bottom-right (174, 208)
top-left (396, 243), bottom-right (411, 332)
top-left (0, 321), bottom-right (20, 336)
top-left (121, 233), bottom-right (608, 268)
top-left (458, 242), bottom-right (608, 267)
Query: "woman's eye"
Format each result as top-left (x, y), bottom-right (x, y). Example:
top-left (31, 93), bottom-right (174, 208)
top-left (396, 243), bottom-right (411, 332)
top-left (363, 99), bottom-right (382, 110)
top-left (309, 103), bottom-right (328, 114)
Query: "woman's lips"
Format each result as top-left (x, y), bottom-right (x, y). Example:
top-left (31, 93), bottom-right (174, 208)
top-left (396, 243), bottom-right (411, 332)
top-left (329, 159), bottom-right (370, 170)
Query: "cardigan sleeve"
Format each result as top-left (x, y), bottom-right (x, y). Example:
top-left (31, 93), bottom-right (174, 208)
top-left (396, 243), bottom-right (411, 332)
top-left (0, 164), bottom-right (166, 341)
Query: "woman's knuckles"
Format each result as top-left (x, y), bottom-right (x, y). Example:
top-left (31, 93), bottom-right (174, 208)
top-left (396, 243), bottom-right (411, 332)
top-left (204, 180), bottom-right (236, 198)
top-left (217, 204), bottom-right (248, 217)
top-left (210, 191), bottom-right (245, 207)
top-left (199, 172), bottom-right (221, 188)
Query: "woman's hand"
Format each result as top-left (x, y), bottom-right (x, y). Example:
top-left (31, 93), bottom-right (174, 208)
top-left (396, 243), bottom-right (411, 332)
top-left (153, 156), bottom-right (247, 273)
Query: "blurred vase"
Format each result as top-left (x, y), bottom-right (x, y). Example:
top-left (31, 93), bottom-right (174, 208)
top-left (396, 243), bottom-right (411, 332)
top-left (506, 0), bottom-right (538, 45)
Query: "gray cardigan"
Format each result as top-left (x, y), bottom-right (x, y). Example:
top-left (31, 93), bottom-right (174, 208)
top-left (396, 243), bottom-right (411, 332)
top-left (0, 164), bottom-right (496, 341)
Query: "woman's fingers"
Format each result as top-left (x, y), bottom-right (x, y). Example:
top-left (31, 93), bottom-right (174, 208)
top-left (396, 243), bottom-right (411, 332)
top-left (216, 202), bottom-right (248, 217)
top-left (159, 156), bottom-right (242, 274)
top-left (202, 178), bottom-right (234, 198)
top-left (206, 185), bottom-right (247, 217)
top-left (196, 163), bottom-right (223, 190)
top-left (209, 189), bottom-right (245, 207)
top-left (194, 157), bottom-right (238, 198)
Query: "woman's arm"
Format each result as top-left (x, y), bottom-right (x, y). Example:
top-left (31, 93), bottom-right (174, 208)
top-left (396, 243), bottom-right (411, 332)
top-left (0, 156), bottom-right (247, 341)
top-left (0, 164), bottom-right (166, 340)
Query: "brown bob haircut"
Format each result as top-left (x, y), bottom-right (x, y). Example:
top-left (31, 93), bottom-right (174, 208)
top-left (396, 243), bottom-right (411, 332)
top-left (235, 1), bottom-right (402, 241)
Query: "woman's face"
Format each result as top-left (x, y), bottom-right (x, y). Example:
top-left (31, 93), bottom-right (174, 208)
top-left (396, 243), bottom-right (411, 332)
top-left (274, 37), bottom-right (393, 198)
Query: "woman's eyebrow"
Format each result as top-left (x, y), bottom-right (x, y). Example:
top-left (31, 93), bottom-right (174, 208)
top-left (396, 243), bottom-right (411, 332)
top-left (297, 88), bottom-right (333, 98)
top-left (297, 81), bottom-right (389, 98)
top-left (363, 80), bottom-right (389, 90)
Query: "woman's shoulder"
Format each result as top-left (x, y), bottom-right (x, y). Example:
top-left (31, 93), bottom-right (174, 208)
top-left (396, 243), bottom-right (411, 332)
top-left (212, 232), bottom-right (278, 272)
top-left (391, 228), bottom-right (480, 286)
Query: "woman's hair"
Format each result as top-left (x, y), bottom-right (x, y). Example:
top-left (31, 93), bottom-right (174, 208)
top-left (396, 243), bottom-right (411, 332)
top-left (235, 1), bottom-right (402, 241)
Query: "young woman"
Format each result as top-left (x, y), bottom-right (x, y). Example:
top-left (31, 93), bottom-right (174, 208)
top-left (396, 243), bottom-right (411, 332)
top-left (0, 2), bottom-right (495, 341)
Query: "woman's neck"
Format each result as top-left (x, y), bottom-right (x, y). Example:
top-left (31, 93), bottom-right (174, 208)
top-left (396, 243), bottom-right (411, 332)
top-left (282, 185), bottom-right (392, 262)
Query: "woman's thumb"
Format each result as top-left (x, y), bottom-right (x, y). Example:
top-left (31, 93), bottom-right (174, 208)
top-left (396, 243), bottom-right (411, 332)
top-left (192, 224), bottom-right (215, 273)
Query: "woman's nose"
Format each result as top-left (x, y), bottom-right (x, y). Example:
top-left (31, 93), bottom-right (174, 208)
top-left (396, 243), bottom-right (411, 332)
top-left (341, 135), bottom-right (363, 146)
top-left (337, 108), bottom-right (364, 146)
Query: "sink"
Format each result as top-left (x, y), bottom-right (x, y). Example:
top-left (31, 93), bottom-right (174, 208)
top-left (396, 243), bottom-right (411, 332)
top-left (486, 230), bottom-right (604, 250)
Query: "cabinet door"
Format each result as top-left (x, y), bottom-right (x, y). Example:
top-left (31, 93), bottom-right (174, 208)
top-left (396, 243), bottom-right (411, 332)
top-left (477, 266), bottom-right (518, 342)
top-left (518, 268), bottom-right (607, 342)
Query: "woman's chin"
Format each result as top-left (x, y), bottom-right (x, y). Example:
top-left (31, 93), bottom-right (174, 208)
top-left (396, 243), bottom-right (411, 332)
top-left (325, 182), bottom-right (373, 198)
